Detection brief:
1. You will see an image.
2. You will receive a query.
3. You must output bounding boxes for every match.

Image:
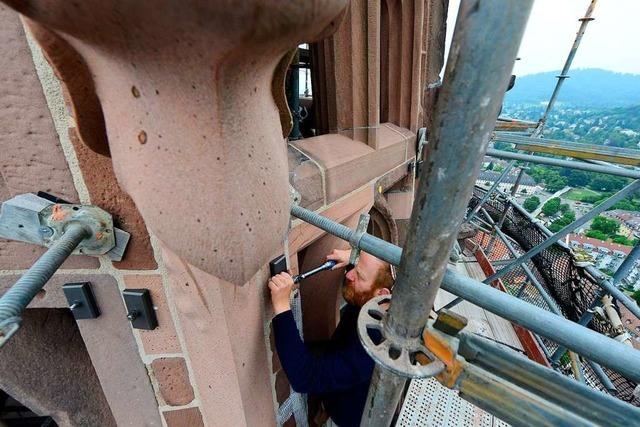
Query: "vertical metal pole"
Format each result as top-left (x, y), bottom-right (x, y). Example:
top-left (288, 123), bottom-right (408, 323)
top-left (0, 223), bottom-right (89, 347)
top-left (360, 1), bottom-right (533, 425)
top-left (538, 0), bottom-right (598, 129)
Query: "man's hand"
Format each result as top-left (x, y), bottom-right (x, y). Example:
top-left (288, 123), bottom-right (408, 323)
top-left (268, 272), bottom-right (294, 315)
top-left (326, 248), bottom-right (351, 270)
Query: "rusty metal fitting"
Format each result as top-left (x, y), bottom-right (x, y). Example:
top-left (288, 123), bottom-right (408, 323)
top-left (433, 308), bottom-right (468, 336)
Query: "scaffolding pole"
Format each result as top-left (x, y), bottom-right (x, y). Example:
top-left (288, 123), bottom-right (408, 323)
top-left (354, 2), bottom-right (534, 424)
top-left (538, 0), bottom-right (598, 129)
top-left (486, 148), bottom-right (640, 179)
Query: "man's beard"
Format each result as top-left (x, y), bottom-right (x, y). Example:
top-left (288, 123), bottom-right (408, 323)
top-left (342, 278), bottom-right (377, 307)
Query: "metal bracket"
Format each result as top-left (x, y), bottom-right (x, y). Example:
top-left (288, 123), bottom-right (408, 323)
top-left (357, 295), bottom-right (446, 378)
top-left (123, 289), bottom-right (158, 330)
top-left (63, 282), bottom-right (100, 319)
top-left (0, 193), bottom-right (130, 261)
top-left (348, 213), bottom-right (370, 266)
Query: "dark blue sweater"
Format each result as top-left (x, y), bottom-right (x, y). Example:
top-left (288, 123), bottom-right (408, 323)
top-left (272, 305), bottom-right (374, 427)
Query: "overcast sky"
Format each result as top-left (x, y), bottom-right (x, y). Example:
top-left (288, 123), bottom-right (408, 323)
top-left (446, 0), bottom-right (640, 76)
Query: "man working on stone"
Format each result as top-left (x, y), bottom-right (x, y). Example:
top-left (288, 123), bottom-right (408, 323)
top-left (268, 249), bottom-right (394, 427)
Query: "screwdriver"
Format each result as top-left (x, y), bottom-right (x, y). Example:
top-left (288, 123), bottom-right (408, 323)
top-left (292, 260), bottom-right (337, 283)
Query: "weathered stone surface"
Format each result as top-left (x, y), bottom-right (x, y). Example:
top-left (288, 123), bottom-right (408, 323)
top-left (68, 128), bottom-right (157, 270)
top-left (0, 239), bottom-right (100, 270)
top-left (162, 244), bottom-right (277, 426)
top-left (8, 0), bottom-right (349, 285)
top-left (386, 190), bottom-right (413, 220)
top-left (163, 407), bottom-right (205, 427)
top-left (0, 309), bottom-right (116, 427)
top-left (297, 211), bottom-right (361, 342)
top-left (124, 274), bottom-right (180, 354)
top-left (0, 6), bottom-right (99, 270)
top-left (151, 357), bottom-right (194, 406)
top-left (0, 4), bottom-right (78, 203)
top-left (0, 274), bottom-right (163, 426)
top-left (291, 124), bottom-right (411, 203)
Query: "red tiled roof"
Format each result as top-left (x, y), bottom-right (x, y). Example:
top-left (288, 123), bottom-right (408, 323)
top-left (567, 233), bottom-right (632, 254)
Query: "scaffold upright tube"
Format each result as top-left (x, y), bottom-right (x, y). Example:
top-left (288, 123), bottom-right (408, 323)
top-left (358, 1), bottom-right (534, 424)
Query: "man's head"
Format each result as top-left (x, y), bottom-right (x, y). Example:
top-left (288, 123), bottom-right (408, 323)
top-left (343, 252), bottom-right (394, 307)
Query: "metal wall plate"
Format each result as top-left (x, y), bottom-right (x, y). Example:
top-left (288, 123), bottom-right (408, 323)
top-left (122, 289), bottom-right (158, 330)
top-left (269, 254), bottom-right (288, 276)
top-left (63, 282), bottom-right (100, 319)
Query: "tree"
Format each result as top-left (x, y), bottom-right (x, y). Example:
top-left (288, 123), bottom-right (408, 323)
top-left (588, 175), bottom-right (629, 192)
top-left (523, 196), bottom-right (541, 213)
top-left (559, 203), bottom-right (570, 214)
top-left (591, 216), bottom-right (620, 236)
top-left (549, 210), bottom-right (576, 232)
top-left (585, 230), bottom-right (608, 240)
top-left (632, 290), bottom-right (640, 305)
top-left (611, 235), bottom-right (635, 246)
top-left (544, 172), bottom-right (568, 193)
top-left (542, 197), bottom-right (561, 216)
top-left (565, 170), bottom-right (590, 187)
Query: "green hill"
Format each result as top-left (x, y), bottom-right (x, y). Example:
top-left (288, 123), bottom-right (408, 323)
top-left (504, 68), bottom-right (640, 108)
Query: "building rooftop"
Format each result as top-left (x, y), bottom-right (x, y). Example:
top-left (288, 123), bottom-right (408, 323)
top-left (477, 170), bottom-right (536, 186)
top-left (568, 233), bottom-right (632, 255)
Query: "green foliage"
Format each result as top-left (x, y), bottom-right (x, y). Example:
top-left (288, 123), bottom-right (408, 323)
top-left (541, 197), bottom-right (561, 216)
top-left (611, 235), bottom-right (636, 246)
top-left (591, 216), bottom-right (620, 236)
top-left (588, 175), bottom-right (629, 192)
top-left (494, 164), bottom-right (505, 173)
top-left (559, 203), bottom-right (570, 213)
top-left (493, 141), bottom-right (517, 153)
top-left (561, 170), bottom-right (591, 187)
top-left (632, 290), bottom-right (640, 305)
top-left (609, 197), bottom-right (640, 212)
top-left (581, 193), bottom-right (608, 204)
top-left (523, 196), bottom-right (541, 213)
top-left (549, 209), bottom-right (576, 232)
top-left (585, 230), bottom-right (608, 240)
top-left (545, 172), bottom-right (568, 192)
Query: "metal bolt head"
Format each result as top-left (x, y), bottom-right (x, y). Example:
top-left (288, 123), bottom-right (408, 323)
top-left (39, 226), bottom-right (54, 238)
top-left (433, 309), bottom-right (468, 336)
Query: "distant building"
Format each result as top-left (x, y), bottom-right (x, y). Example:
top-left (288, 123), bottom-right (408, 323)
top-left (602, 209), bottom-right (640, 238)
top-left (568, 233), bottom-right (640, 290)
top-left (476, 169), bottom-right (539, 195)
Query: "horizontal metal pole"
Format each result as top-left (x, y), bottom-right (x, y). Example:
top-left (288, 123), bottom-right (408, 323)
top-left (458, 331), bottom-right (639, 426)
top-left (290, 204), bottom-right (640, 383)
top-left (443, 268), bottom-right (640, 383)
top-left (495, 132), bottom-right (640, 166)
top-left (487, 148), bottom-right (640, 179)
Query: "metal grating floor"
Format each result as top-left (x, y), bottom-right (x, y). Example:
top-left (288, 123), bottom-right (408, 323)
top-left (396, 378), bottom-right (509, 427)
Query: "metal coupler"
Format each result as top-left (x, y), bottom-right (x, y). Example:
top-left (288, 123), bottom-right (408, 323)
top-left (0, 193), bottom-right (130, 347)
